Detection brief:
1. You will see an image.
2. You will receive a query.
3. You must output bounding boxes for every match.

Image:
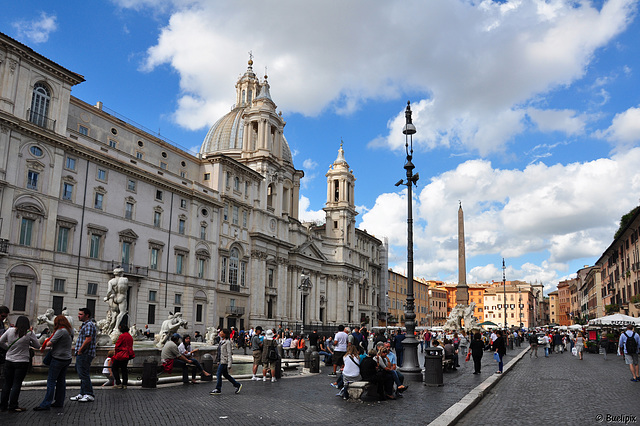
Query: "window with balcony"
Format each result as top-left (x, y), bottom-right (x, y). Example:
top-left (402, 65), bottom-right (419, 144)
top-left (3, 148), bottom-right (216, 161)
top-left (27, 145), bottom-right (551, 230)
top-left (29, 82), bottom-right (52, 129)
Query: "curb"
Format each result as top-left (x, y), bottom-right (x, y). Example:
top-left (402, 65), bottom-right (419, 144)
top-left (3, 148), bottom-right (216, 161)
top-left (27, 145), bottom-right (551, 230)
top-left (428, 346), bottom-right (530, 426)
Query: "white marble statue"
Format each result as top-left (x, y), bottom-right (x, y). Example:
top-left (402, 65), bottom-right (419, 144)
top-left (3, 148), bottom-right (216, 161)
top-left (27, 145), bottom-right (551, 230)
top-left (104, 267), bottom-right (129, 340)
top-left (444, 302), bottom-right (479, 333)
top-left (205, 326), bottom-right (218, 345)
top-left (155, 312), bottom-right (188, 348)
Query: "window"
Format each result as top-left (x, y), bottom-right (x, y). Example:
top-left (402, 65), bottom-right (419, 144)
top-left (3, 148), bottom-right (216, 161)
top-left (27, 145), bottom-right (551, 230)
top-left (220, 257), bottom-right (227, 282)
top-left (13, 285), bottom-right (28, 312)
top-left (94, 193), bottom-right (103, 210)
top-left (111, 128), bottom-right (118, 135)
top-left (229, 248), bottom-right (239, 286)
top-left (97, 168), bottom-right (107, 181)
top-left (176, 254), bottom-right (184, 274)
top-left (79, 125), bottom-right (88, 135)
top-left (122, 241), bottom-right (131, 265)
top-left (175, 294), bottom-right (182, 305)
top-left (180, 199), bottom-right (187, 209)
top-left (226, 172), bottom-right (231, 187)
top-left (240, 261), bottom-right (246, 286)
top-left (27, 170), bottom-right (39, 190)
top-left (244, 181), bottom-right (249, 196)
top-left (125, 202), bottom-right (134, 220)
top-left (56, 226), bottom-right (70, 252)
top-left (178, 219), bottom-right (186, 235)
top-left (154, 211), bottom-right (161, 227)
top-left (243, 210), bottom-right (247, 227)
top-left (155, 190), bottom-right (163, 201)
top-left (150, 248), bottom-right (159, 270)
top-left (196, 304), bottom-right (203, 322)
top-left (30, 82), bottom-right (50, 128)
top-left (223, 204), bottom-right (229, 221)
top-left (89, 234), bottom-right (101, 258)
top-left (160, 162), bottom-right (167, 170)
top-left (200, 225), bottom-right (207, 240)
top-left (107, 140), bottom-right (118, 149)
top-left (268, 268), bottom-right (274, 287)
top-left (86, 299), bottom-right (96, 317)
top-left (19, 218), bottom-right (34, 246)
top-left (62, 183), bottom-right (73, 201)
top-left (136, 152), bottom-right (143, 160)
top-left (232, 206), bottom-right (239, 225)
top-left (233, 176), bottom-right (240, 191)
top-left (87, 282), bottom-right (98, 296)
top-left (138, 140), bottom-right (144, 147)
top-left (149, 290), bottom-right (157, 302)
top-left (65, 156), bottom-right (77, 171)
top-left (127, 179), bottom-right (136, 192)
top-left (204, 173), bottom-right (210, 181)
top-left (53, 278), bottom-right (65, 293)
top-left (180, 171), bottom-right (186, 178)
top-left (198, 258), bottom-right (205, 278)
top-left (148, 304), bottom-right (156, 324)
top-left (30, 146), bottom-right (43, 156)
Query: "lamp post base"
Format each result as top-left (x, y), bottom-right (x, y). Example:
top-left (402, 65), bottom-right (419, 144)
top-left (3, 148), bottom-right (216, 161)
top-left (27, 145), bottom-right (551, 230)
top-left (398, 338), bottom-right (422, 381)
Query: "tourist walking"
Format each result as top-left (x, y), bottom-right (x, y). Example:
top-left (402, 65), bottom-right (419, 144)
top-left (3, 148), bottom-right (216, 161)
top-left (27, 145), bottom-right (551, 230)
top-left (112, 324), bottom-right (135, 389)
top-left (71, 307), bottom-right (97, 403)
top-left (492, 330), bottom-right (506, 374)
top-left (528, 332), bottom-right (539, 358)
top-left (210, 329), bottom-right (242, 395)
top-left (574, 332), bottom-right (585, 360)
top-left (261, 329), bottom-right (279, 382)
top-left (618, 324), bottom-right (640, 381)
top-left (34, 315), bottom-right (74, 411)
top-left (469, 332), bottom-right (484, 374)
top-left (0, 315), bottom-right (40, 412)
top-left (251, 326), bottom-right (263, 381)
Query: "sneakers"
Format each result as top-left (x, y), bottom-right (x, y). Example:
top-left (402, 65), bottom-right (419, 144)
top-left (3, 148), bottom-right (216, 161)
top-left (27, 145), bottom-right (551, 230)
top-left (328, 372), bottom-right (337, 376)
top-left (632, 378), bottom-right (638, 382)
top-left (78, 395), bottom-right (95, 402)
top-left (330, 383), bottom-right (338, 388)
top-left (210, 389), bottom-right (221, 395)
top-left (251, 376), bottom-right (260, 381)
top-left (69, 394), bottom-right (83, 401)
top-left (235, 384), bottom-right (242, 394)
top-left (271, 377), bottom-right (277, 383)
top-left (262, 376), bottom-right (267, 382)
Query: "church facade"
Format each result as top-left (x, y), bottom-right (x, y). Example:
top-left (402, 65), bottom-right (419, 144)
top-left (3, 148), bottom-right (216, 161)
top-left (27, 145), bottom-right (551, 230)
top-left (0, 32), bottom-right (388, 335)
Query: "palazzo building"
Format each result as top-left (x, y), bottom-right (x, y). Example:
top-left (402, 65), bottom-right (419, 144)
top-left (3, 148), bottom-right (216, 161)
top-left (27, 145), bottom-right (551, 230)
top-left (0, 32), bottom-right (388, 335)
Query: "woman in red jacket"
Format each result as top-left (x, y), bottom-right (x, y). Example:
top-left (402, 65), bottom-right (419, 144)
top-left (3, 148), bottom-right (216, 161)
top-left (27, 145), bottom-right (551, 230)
top-left (112, 324), bottom-right (135, 389)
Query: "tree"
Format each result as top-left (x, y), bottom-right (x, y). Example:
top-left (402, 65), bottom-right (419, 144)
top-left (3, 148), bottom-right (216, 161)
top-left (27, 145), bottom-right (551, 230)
top-left (614, 206), bottom-right (640, 240)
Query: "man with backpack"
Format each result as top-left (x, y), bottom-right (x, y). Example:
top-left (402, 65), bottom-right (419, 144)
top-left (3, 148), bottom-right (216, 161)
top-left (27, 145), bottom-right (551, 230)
top-left (618, 324), bottom-right (640, 382)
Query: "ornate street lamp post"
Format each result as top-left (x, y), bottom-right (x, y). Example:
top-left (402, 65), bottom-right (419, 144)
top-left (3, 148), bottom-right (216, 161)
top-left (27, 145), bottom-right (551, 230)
top-left (299, 273), bottom-right (311, 336)
top-left (396, 101), bottom-right (421, 381)
top-left (502, 259), bottom-right (507, 330)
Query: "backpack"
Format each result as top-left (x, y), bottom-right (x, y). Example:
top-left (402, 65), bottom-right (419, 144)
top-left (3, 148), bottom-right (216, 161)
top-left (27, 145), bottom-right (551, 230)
top-left (625, 332), bottom-right (638, 354)
top-left (267, 344), bottom-right (279, 361)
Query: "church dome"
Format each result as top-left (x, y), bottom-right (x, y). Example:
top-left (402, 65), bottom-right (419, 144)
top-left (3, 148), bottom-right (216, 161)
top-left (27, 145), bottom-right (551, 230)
top-left (200, 107), bottom-right (245, 154)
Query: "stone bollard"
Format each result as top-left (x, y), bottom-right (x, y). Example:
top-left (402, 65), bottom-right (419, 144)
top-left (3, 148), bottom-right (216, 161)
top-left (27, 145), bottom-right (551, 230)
top-left (309, 348), bottom-right (320, 373)
top-left (304, 345), bottom-right (315, 369)
top-left (141, 357), bottom-right (158, 389)
top-left (201, 353), bottom-right (214, 381)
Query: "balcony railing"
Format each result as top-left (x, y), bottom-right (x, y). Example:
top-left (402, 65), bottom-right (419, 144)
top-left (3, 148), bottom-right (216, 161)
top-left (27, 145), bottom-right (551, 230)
top-left (229, 284), bottom-right (241, 292)
top-left (27, 109), bottom-right (56, 131)
top-left (226, 306), bottom-right (245, 316)
top-left (0, 239), bottom-right (8, 254)
top-left (110, 261), bottom-right (148, 277)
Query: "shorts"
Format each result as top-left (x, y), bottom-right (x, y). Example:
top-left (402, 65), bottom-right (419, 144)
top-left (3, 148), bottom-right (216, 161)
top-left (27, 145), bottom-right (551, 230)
top-left (625, 353), bottom-right (639, 365)
top-left (264, 359), bottom-right (277, 370)
top-left (253, 350), bottom-right (263, 366)
top-left (333, 351), bottom-right (346, 366)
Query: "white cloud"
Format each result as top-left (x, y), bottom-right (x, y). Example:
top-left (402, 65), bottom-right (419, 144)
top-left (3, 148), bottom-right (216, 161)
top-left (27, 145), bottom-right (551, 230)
top-left (12, 12), bottom-right (57, 44)
top-left (527, 108), bottom-right (587, 135)
top-left (361, 148), bottom-right (640, 287)
top-left (298, 195), bottom-right (325, 224)
top-left (595, 105), bottom-right (640, 146)
top-left (124, 0), bottom-right (635, 154)
top-left (302, 159), bottom-right (318, 170)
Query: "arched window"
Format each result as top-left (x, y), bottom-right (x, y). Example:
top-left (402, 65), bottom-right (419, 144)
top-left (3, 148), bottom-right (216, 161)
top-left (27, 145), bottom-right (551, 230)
top-left (30, 82), bottom-right (51, 128)
top-left (229, 248), bottom-right (239, 286)
top-left (267, 184), bottom-right (274, 209)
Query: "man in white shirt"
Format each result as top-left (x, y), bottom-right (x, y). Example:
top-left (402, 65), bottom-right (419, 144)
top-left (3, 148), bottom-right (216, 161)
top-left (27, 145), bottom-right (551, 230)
top-left (330, 325), bottom-right (348, 377)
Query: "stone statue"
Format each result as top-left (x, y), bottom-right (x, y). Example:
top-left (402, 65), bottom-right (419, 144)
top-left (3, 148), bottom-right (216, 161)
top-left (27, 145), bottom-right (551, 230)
top-left (155, 312), bottom-right (188, 348)
top-left (37, 307), bottom-right (74, 340)
top-left (444, 302), bottom-right (479, 333)
top-left (104, 267), bottom-right (128, 340)
top-left (205, 326), bottom-right (218, 345)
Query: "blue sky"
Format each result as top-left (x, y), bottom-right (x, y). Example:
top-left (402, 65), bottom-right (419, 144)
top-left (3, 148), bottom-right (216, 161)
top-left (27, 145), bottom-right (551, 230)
top-left (4, 0), bottom-right (640, 294)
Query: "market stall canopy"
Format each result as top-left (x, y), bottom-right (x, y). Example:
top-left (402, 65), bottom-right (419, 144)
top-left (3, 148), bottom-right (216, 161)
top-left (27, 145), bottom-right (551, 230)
top-left (477, 321), bottom-right (498, 328)
top-left (588, 314), bottom-right (640, 327)
top-left (568, 324), bottom-right (583, 330)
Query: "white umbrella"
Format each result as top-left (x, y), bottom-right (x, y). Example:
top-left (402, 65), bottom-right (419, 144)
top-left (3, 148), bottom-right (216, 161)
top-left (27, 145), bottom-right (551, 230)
top-left (568, 324), bottom-right (583, 330)
top-left (588, 313), bottom-right (640, 327)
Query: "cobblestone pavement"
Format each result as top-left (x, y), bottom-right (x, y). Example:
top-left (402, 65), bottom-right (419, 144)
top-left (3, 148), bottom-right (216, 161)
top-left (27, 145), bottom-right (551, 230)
top-left (0, 346), bottom-right (528, 425)
top-left (457, 348), bottom-right (640, 426)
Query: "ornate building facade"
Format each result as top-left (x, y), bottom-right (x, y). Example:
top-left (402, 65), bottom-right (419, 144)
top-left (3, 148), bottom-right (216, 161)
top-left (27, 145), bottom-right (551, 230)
top-left (0, 32), bottom-right (387, 335)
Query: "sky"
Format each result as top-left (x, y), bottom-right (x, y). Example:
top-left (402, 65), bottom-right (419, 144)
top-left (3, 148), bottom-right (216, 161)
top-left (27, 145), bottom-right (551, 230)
top-left (3, 0), bottom-right (640, 295)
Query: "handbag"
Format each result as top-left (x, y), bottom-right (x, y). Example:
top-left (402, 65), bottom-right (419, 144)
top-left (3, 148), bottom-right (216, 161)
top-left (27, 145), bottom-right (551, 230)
top-left (162, 359), bottom-right (174, 373)
top-left (43, 351), bottom-right (53, 366)
top-left (493, 352), bottom-right (500, 362)
top-left (465, 351), bottom-right (471, 362)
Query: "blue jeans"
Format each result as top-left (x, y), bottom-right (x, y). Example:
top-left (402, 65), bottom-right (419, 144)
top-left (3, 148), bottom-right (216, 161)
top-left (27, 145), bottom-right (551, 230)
top-left (396, 349), bottom-right (404, 367)
top-left (75, 354), bottom-right (94, 396)
top-left (39, 357), bottom-right (71, 408)
top-left (1, 361), bottom-right (29, 409)
top-left (318, 351), bottom-right (333, 364)
top-left (215, 363), bottom-right (239, 391)
top-left (497, 353), bottom-right (504, 372)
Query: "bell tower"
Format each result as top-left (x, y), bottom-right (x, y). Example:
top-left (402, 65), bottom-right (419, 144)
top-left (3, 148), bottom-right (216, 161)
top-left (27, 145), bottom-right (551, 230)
top-left (324, 142), bottom-right (357, 245)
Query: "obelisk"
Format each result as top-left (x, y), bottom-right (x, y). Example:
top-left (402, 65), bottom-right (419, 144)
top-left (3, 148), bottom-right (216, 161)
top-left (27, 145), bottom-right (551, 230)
top-left (456, 202), bottom-right (469, 305)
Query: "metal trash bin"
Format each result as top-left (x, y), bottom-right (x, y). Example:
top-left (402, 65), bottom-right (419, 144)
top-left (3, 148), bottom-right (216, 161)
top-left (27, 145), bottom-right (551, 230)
top-left (424, 347), bottom-right (444, 387)
top-left (141, 357), bottom-right (158, 389)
